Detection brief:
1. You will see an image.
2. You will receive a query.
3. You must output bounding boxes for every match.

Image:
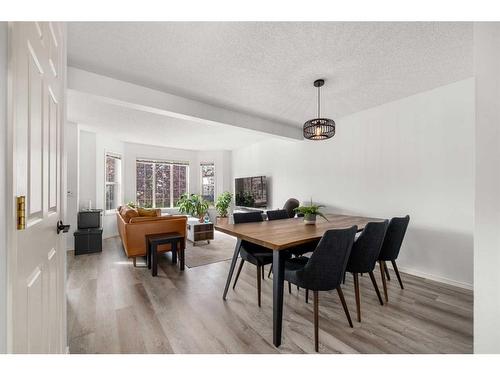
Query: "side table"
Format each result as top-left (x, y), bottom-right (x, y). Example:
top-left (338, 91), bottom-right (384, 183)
top-left (145, 232), bottom-right (184, 276)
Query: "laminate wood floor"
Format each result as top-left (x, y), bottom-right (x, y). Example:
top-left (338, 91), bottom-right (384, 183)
top-left (67, 235), bottom-right (473, 354)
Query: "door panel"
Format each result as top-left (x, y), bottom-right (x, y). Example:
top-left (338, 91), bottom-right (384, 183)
top-left (26, 267), bottom-right (43, 354)
top-left (10, 21), bottom-right (66, 353)
top-left (28, 47), bottom-right (44, 218)
top-left (48, 89), bottom-right (58, 211)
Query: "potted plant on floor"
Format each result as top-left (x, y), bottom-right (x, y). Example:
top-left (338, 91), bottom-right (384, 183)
top-left (294, 199), bottom-right (329, 225)
top-left (215, 191), bottom-right (232, 225)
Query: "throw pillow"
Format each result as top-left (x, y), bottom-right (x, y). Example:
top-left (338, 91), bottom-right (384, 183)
top-left (137, 207), bottom-right (158, 217)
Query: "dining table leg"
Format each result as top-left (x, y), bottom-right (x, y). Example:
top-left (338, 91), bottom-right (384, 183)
top-left (273, 250), bottom-right (286, 347)
top-left (222, 238), bottom-right (242, 300)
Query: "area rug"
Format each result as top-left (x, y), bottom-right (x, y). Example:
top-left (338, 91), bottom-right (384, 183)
top-left (184, 231), bottom-right (237, 268)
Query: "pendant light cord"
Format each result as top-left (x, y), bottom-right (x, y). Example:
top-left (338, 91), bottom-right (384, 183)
top-left (317, 85), bottom-right (321, 118)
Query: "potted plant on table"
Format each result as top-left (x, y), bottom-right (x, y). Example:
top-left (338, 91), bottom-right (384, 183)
top-left (215, 191), bottom-right (232, 225)
top-left (177, 193), bottom-right (210, 222)
top-left (294, 199), bottom-right (329, 225)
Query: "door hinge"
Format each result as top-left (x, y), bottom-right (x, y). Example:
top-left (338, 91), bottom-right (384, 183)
top-left (17, 196), bottom-right (26, 230)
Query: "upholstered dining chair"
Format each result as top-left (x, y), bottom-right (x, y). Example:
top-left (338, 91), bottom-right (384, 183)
top-left (377, 215), bottom-right (410, 302)
top-left (265, 209), bottom-right (319, 287)
top-left (282, 198), bottom-right (300, 218)
top-left (231, 211), bottom-right (274, 307)
top-left (345, 220), bottom-right (389, 322)
top-left (266, 209), bottom-right (289, 221)
top-left (284, 226), bottom-right (358, 352)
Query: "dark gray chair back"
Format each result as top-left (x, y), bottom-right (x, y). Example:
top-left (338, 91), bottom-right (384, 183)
top-left (233, 211), bottom-right (264, 224)
top-left (297, 226), bottom-right (357, 291)
top-left (378, 215), bottom-right (410, 261)
top-left (283, 198), bottom-right (300, 218)
top-left (266, 209), bottom-right (289, 221)
top-left (347, 221), bottom-right (389, 273)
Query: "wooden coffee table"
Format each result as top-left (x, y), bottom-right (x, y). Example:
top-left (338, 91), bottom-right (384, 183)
top-left (187, 217), bottom-right (214, 246)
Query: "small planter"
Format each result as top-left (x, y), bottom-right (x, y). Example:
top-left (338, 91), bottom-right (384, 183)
top-left (303, 213), bottom-right (317, 225)
top-left (216, 217), bottom-right (229, 226)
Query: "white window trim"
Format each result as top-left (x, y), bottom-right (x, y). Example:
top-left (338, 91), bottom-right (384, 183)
top-left (104, 151), bottom-right (122, 215)
top-left (135, 158), bottom-right (190, 209)
top-left (200, 161), bottom-right (216, 206)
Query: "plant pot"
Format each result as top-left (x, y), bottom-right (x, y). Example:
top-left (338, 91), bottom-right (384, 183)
top-left (216, 216), bottom-right (229, 226)
top-left (199, 216), bottom-right (205, 223)
top-left (303, 213), bottom-right (317, 225)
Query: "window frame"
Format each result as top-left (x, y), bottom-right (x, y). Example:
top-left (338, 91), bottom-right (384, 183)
top-left (104, 151), bottom-right (122, 215)
top-left (200, 161), bottom-right (216, 206)
top-left (135, 158), bottom-right (190, 209)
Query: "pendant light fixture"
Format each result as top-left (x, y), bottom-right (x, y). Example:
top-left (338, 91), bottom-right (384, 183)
top-left (303, 79), bottom-right (335, 140)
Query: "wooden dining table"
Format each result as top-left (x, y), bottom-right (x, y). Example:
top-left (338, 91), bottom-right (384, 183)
top-left (215, 213), bottom-right (383, 348)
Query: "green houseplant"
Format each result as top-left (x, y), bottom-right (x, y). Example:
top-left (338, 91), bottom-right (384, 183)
top-left (177, 193), bottom-right (210, 222)
top-left (294, 199), bottom-right (328, 225)
top-left (215, 192), bottom-right (232, 217)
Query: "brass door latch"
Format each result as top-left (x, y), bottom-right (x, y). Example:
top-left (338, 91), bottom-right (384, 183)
top-left (17, 196), bottom-right (26, 230)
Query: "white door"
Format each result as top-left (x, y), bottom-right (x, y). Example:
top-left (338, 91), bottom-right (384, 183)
top-left (8, 22), bottom-right (66, 353)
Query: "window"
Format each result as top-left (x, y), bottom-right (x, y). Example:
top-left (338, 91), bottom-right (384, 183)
top-left (105, 153), bottom-right (122, 212)
top-left (136, 159), bottom-right (189, 208)
top-left (200, 162), bottom-right (215, 204)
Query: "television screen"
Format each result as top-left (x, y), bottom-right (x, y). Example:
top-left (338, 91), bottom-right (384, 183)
top-left (235, 176), bottom-right (267, 208)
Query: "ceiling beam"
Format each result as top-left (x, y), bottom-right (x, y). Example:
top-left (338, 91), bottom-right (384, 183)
top-left (67, 67), bottom-right (303, 140)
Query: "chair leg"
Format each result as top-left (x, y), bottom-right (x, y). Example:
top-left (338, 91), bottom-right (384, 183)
top-left (133, 257), bottom-right (136, 267)
top-left (262, 265), bottom-right (265, 280)
top-left (305, 289), bottom-right (309, 304)
top-left (379, 261), bottom-right (389, 303)
top-left (384, 262), bottom-right (391, 281)
top-left (343, 271), bottom-right (346, 284)
top-left (336, 287), bottom-right (353, 328)
top-left (313, 290), bottom-right (319, 352)
top-left (369, 271), bottom-right (384, 305)
top-left (232, 259), bottom-right (245, 290)
top-left (391, 260), bottom-right (404, 289)
top-left (288, 281), bottom-right (292, 294)
top-left (257, 265), bottom-right (262, 307)
top-left (353, 273), bottom-right (361, 322)
top-left (268, 264), bottom-right (273, 278)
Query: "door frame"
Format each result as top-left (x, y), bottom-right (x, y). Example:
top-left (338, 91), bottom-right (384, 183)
top-left (5, 21), bottom-right (68, 354)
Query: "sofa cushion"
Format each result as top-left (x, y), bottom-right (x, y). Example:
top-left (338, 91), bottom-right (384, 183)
top-left (122, 207), bottom-right (139, 223)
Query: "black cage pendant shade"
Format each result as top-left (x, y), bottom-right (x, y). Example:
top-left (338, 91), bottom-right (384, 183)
top-left (303, 79), bottom-right (336, 140)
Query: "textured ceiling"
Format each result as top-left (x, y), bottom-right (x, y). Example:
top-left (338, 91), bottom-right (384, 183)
top-left (68, 22), bottom-right (473, 127)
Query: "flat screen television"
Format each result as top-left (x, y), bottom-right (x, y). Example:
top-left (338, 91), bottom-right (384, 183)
top-left (235, 176), bottom-right (268, 208)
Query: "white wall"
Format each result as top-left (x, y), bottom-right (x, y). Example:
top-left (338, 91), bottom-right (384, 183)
top-left (232, 79), bottom-right (474, 288)
top-left (65, 122), bottom-right (79, 249)
top-left (473, 22), bottom-right (500, 354)
top-left (75, 129), bottom-right (125, 242)
top-left (78, 130), bottom-right (97, 210)
top-left (0, 21), bottom-right (8, 353)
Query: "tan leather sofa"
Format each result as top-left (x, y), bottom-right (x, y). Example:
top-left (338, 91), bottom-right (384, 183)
top-left (116, 207), bottom-right (187, 265)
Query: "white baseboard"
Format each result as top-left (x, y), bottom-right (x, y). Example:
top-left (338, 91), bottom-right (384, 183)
top-left (388, 263), bottom-right (473, 291)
